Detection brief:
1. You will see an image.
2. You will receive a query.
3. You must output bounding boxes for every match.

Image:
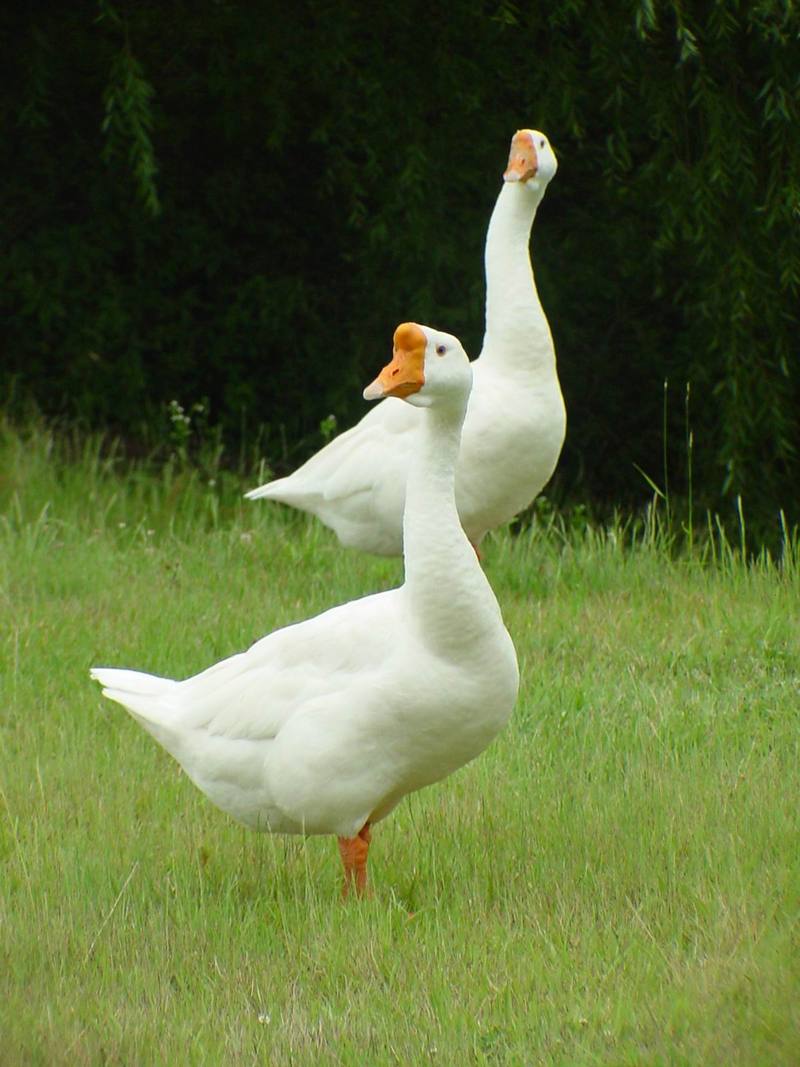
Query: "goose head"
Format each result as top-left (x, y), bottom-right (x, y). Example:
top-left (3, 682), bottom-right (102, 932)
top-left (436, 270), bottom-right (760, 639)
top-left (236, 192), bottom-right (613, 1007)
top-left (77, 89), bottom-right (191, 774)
top-left (363, 322), bottom-right (472, 410)
top-left (503, 128), bottom-right (557, 190)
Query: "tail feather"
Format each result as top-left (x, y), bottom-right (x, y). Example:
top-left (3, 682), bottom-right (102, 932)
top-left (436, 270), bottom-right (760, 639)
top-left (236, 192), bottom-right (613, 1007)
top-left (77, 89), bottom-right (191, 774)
top-left (244, 478), bottom-right (283, 501)
top-left (244, 475), bottom-right (319, 506)
top-left (90, 665), bottom-right (191, 763)
top-left (90, 666), bottom-right (174, 696)
top-left (90, 666), bottom-right (179, 724)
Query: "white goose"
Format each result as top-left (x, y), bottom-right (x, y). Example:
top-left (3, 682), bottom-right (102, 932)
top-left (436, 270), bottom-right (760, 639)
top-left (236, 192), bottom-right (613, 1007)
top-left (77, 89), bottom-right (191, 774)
top-left (91, 323), bottom-right (519, 898)
top-left (246, 129), bottom-right (565, 556)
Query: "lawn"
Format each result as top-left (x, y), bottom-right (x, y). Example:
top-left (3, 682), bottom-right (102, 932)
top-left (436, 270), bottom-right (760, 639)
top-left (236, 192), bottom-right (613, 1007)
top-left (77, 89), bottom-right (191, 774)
top-left (1, 421), bottom-right (798, 1065)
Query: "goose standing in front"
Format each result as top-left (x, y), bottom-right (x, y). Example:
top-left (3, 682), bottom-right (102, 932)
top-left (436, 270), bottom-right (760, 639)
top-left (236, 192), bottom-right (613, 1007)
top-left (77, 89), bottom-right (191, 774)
top-left (246, 129), bottom-right (566, 556)
top-left (91, 324), bottom-right (519, 898)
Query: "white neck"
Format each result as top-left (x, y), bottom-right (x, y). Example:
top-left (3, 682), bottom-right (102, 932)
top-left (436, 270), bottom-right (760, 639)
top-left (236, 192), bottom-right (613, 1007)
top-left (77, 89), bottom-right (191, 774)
top-left (402, 398), bottom-right (500, 655)
top-left (481, 180), bottom-right (555, 375)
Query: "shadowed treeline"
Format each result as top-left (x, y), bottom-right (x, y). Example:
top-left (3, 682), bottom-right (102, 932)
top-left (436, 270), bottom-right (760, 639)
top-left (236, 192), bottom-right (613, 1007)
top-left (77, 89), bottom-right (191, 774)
top-left (1, 1), bottom-right (798, 538)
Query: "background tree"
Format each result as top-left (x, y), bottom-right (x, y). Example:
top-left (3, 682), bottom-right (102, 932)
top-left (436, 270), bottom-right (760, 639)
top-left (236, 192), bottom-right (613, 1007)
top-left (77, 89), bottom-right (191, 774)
top-left (1, 1), bottom-right (798, 539)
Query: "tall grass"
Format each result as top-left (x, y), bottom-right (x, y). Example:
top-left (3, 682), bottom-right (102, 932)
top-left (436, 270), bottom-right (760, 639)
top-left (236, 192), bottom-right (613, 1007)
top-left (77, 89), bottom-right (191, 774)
top-left (1, 419), bottom-right (798, 1065)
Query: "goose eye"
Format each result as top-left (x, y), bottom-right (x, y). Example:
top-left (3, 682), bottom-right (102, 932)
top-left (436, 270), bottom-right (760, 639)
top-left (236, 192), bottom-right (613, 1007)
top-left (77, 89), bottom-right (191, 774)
top-left (436, 344), bottom-right (447, 356)
top-left (539, 138), bottom-right (545, 148)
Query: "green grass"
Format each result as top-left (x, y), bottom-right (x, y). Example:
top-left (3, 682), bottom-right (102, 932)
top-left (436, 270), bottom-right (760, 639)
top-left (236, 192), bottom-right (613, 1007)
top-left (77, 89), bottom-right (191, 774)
top-left (1, 419), bottom-right (798, 1065)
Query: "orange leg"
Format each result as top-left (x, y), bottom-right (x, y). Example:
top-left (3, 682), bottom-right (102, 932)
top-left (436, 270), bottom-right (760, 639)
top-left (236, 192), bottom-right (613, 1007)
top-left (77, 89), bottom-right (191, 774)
top-left (337, 824), bottom-right (372, 899)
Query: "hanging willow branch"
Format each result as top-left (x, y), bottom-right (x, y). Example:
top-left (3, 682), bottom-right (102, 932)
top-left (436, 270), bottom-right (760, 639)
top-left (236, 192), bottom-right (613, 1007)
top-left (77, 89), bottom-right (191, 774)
top-left (100, 8), bottom-right (160, 217)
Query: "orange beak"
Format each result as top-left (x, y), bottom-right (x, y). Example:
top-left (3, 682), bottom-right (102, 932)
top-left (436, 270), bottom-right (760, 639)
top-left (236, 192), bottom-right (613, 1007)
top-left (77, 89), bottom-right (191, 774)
top-left (503, 129), bottom-right (538, 183)
top-left (363, 322), bottom-right (427, 401)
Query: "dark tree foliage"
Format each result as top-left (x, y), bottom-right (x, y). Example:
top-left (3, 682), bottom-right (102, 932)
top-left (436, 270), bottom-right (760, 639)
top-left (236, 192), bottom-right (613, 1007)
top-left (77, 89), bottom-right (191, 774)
top-left (1, 1), bottom-right (798, 535)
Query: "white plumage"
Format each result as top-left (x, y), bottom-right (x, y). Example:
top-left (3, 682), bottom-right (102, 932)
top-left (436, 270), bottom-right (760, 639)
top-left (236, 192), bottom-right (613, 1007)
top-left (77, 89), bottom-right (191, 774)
top-left (246, 129), bottom-right (566, 555)
top-left (91, 323), bottom-right (519, 896)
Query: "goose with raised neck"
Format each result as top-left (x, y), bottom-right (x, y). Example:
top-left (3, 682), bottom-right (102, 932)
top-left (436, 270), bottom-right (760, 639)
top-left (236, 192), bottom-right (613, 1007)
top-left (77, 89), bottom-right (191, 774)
top-left (245, 128), bottom-right (565, 556)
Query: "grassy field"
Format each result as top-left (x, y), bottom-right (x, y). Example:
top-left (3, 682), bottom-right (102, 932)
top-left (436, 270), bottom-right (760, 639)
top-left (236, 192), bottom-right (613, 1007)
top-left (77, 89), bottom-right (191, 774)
top-left (1, 420), bottom-right (798, 1065)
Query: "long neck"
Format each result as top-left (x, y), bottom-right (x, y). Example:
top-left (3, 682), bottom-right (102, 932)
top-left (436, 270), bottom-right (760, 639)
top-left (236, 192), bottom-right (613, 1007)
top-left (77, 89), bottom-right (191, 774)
top-left (402, 401), bottom-right (499, 655)
top-left (481, 180), bottom-right (555, 374)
